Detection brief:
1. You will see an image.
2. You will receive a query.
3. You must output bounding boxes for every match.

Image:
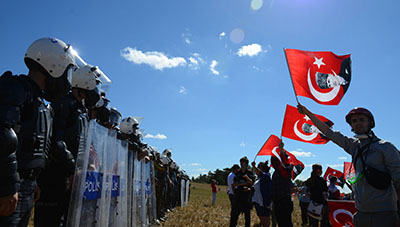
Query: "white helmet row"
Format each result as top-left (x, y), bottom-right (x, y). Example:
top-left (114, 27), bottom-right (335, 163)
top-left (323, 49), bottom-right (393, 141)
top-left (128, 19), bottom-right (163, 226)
top-left (120, 116), bottom-right (139, 135)
top-left (160, 155), bottom-right (170, 165)
top-left (71, 64), bottom-right (100, 90)
top-left (25, 37), bottom-right (79, 79)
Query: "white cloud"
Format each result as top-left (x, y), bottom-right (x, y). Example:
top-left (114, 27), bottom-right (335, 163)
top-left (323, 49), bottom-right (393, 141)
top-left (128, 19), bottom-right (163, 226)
top-left (338, 156), bottom-right (348, 160)
top-left (240, 142), bottom-right (246, 147)
top-left (237, 43), bottom-right (265, 57)
top-left (121, 47), bottom-right (186, 70)
top-left (179, 86), bottom-right (188, 95)
top-left (219, 32), bottom-right (226, 39)
top-left (210, 60), bottom-right (220, 75)
top-left (189, 163), bottom-right (201, 166)
top-left (144, 133), bottom-right (167, 140)
top-left (290, 151), bottom-right (312, 157)
top-left (194, 168), bottom-right (207, 172)
top-left (188, 57), bottom-right (199, 70)
top-left (184, 38), bottom-right (191, 45)
top-left (252, 66), bottom-right (264, 72)
top-left (305, 164), bottom-right (313, 167)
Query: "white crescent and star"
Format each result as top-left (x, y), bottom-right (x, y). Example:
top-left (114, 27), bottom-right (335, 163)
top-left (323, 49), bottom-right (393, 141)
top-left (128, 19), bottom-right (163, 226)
top-left (313, 57), bottom-right (326, 69)
top-left (294, 120), bottom-right (318, 141)
top-left (307, 68), bottom-right (340, 103)
top-left (333, 209), bottom-right (354, 226)
top-left (272, 146), bottom-right (282, 163)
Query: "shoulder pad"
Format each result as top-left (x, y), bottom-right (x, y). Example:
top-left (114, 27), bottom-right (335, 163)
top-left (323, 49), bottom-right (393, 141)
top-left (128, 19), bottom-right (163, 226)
top-left (0, 72), bottom-right (27, 106)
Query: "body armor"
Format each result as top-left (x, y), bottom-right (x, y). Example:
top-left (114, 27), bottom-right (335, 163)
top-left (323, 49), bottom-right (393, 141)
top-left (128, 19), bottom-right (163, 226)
top-left (0, 72), bottom-right (51, 196)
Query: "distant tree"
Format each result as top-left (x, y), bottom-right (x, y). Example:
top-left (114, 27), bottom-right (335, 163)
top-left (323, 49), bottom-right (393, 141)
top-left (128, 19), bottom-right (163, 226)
top-left (192, 167), bottom-right (232, 185)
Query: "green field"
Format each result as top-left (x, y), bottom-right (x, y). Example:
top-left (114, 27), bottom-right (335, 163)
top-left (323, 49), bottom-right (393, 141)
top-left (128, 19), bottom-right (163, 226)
top-left (161, 182), bottom-right (303, 227)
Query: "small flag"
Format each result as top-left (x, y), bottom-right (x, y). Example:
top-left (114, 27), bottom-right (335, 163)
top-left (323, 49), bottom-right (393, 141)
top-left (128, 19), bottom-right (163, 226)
top-left (328, 200), bottom-right (356, 227)
top-left (324, 167), bottom-right (345, 187)
top-left (285, 49), bottom-right (351, 105)
top-left (281, 104), bottom-right (333, 144)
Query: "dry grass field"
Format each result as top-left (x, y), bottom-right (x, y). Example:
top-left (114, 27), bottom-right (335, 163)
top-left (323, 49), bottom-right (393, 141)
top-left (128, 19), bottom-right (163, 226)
top-left (161, 182), bottom-right (303, 227)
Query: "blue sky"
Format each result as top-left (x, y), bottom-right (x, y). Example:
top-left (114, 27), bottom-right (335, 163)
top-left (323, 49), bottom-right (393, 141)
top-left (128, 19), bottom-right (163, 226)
top-left (1, 0), bottom-right (399, 192)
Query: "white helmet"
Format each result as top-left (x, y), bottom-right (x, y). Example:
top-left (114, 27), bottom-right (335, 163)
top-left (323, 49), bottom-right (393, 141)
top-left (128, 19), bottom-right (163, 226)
top-left (71, 64), bottom-right (100, 90)
top-left (160, 155), bottom-right (170, 165)
top-left (120, 116), bottom-right (139, 135)
top-left (25, 37), bottom-right (79, 79)
top-left (171, 161), bottom-right (177, 169)
top-left (163, 149), bottom-right (172, 156)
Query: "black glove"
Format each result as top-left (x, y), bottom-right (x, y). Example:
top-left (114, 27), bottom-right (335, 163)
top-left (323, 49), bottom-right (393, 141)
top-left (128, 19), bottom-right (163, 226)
top-left (52, 141), bottom-right (76, 176)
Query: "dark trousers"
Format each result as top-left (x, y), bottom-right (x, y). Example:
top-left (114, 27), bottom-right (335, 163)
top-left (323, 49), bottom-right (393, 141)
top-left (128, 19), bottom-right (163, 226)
top-left (34, 165), bottom-right (68, 227)
top-left (309, 204), bottom-right (330, 227)
top-left (0, 179), bottom-right (36, 227)
top-left (300, 201), bottom-right (310, 225)
top-left (229, 194), bottom-right (251, 227)
top-left (273, 196), bottom-right (293, 227)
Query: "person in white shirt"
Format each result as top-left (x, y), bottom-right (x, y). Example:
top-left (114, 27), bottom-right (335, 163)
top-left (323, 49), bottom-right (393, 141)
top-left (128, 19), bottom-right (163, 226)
top-left (227, 164), bottom-right (240, 225)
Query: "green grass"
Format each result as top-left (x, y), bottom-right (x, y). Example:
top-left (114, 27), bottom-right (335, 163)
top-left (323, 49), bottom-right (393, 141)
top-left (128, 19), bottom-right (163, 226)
top-left (161, 182), bottom-right (303, 227)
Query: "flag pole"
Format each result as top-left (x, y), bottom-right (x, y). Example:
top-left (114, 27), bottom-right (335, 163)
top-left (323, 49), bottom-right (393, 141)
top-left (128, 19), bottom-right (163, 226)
top-left (253, 136), bottom-right (270, 162)
top-left (283, 48), bottom-right (300, 105)
top-left (280, 104), bottom-right (288, 140)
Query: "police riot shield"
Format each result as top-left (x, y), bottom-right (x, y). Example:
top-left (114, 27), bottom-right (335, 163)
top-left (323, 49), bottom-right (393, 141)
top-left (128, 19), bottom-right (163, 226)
top-left (180, 179), bottom-right (185, 207)
top-left (110, 138), bottom-right (128, 226)
top-left (140, 160), bottom-right (148, 226)
top-left (143, 160), bottom-right (156, 225)
top-left (98, 129), bottom-right (117, 226)
top-left (185, 180), bottom-right (190, 206)
top-left (133, 153), bottom-right (142, 226)
top-left (149, 161), bottom-right (157, 223)
top-left (67, 121), bottom-right (109, 227)
top-left (126, 150), bottom-right (134, 227)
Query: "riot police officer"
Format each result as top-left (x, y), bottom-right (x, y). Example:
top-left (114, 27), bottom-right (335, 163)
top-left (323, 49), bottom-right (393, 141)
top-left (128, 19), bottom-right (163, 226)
top-left (34, 64), bottom-right (105, 226)
top-left (0, 37), bottom-right (80, 226)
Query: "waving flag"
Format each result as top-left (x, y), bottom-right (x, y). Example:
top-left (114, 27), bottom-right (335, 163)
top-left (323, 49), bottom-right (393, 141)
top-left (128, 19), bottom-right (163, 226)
top-left (324, 167), bottom-right (345, 187)
top-left (257, 135), bottom-right (304, 179)
top-left (285, 49), bottom-right (351, 105)
top-left (328, 200), bottom-right (356, 227)
top-left (344, 162), bottom-right (355, 181)
top-left (281, 104), bottom-right (333, 144)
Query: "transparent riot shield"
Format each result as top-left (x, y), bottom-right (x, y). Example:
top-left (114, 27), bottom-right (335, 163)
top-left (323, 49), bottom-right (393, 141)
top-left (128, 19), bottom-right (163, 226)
top-left (149, 161), bottom-right (157, 224)
top-left (140, 160), bottom-right (147, 226)
top-left (126, 150), bottom-right (134, 227)
top-left (67, 121), bottom-right (109, 227)
top-left (110, 139), bottom-right (128, 227)
top-left (98, 129), bottom-right (116, 226)
top-left (133, 153), bottom-right (142, 226)
top-left (180, 179), bottom-right (185, 207)
top-left (185, 180), bottom-right (190, 206)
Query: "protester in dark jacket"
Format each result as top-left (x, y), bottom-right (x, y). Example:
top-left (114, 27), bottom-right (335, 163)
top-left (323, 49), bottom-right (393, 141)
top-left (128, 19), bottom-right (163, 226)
top-left (306, 164), bottom-right (330, 227)
top-left (271, 142), bottom-right (294, 227)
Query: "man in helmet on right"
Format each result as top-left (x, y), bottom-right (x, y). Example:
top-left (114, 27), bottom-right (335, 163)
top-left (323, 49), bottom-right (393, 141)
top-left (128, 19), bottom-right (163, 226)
top-left (298, 104), bottom-right (400, 226)
top-left (0, 37), bottom-right (80, 226)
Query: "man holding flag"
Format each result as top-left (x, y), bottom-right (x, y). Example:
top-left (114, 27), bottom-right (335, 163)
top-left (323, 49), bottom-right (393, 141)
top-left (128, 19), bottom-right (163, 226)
top-left (298, 104), bottom-right (400, 226)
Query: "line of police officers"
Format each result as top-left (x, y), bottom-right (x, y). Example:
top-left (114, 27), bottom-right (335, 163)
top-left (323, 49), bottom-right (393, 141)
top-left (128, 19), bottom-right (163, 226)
top-left (0, 37), bottom-right (189, 227)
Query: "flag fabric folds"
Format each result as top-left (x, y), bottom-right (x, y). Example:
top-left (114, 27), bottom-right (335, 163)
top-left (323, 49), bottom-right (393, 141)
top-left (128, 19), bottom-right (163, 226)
top-left (281, 104), bottom-right (333, 144)
top-left (343, 161), bottom-right (355, 181)
top-left (324, 167), bottom-right (345, 187)
top-left (328, 200), bottom-right (356, 227)
top-left (285, 49), bottom-right (351, 105)
top-left (257, 135), bottom-right (304, 179)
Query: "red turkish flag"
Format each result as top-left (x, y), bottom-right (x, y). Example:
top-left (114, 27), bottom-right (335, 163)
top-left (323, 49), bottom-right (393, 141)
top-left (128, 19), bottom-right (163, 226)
top-left (257, 135), bottom-right (304, 179)
top-left (328, 200), bottom-right (356, 227)
top-left (344, 162), bottom-right (355, 180)
top-left (285, 49), bottom-right (351, 105)
top-left (281, 104), bottom-right (333, 144)
top-left (324, 167), bottom-right (345, 187)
